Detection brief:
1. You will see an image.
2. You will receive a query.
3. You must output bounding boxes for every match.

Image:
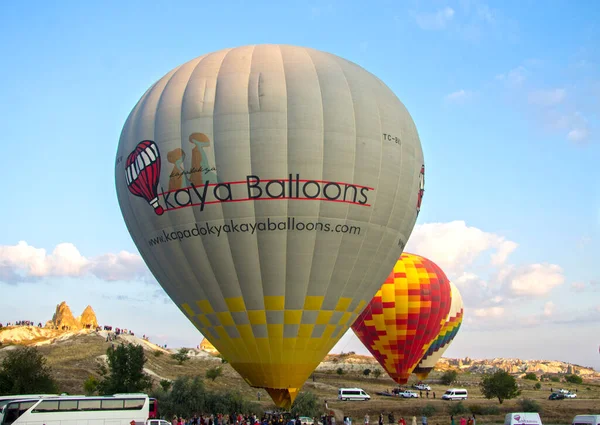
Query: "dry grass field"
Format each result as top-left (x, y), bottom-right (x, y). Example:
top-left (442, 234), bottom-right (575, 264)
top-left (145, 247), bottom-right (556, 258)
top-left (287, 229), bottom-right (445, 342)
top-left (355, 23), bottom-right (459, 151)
top-left (1, 331), bottom-right (598, 425)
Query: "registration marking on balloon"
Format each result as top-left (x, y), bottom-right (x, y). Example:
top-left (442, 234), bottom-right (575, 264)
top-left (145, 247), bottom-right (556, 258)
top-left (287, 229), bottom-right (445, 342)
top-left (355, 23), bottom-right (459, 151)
top-left (124, 140), bottom-right (374, 215)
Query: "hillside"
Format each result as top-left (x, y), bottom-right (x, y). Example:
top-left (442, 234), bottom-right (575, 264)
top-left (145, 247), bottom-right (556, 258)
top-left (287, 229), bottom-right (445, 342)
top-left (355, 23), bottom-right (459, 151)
top-left (1, 326), bottom-right (600, 425)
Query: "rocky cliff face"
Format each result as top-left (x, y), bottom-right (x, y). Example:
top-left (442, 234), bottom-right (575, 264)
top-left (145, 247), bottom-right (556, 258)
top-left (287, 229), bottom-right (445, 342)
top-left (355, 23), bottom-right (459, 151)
top-left (44, 301), bottom-right (98, 330)
top-left (436, 357), bottom-right (598, 377)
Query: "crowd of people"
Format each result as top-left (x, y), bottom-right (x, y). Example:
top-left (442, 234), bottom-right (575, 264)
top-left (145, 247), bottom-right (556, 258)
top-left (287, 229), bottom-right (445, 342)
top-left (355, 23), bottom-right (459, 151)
top-left (372, 413), bottom-right (476, 425)
top-left (167, 413), bottom-right (314, 425)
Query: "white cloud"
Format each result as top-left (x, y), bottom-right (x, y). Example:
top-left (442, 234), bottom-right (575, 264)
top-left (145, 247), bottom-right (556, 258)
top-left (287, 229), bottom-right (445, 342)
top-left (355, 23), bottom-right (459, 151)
top-left (571, 281), bottom-right (587, 292)
top-left (496, 66), bottom-right (527, 86)
top-left (499, 263), bottom-right (565, 296)
top-left (528, 88), bottom-right (567, 106)
top-left (567, 128), bottom-right (590, 143)
top-left (0, 241), bottom-right (148, 283)
top-left (543, 301), bottom-right (555, 317)
top-left (414, 7), bottom-right (455, 30)
top-left (473, 306), bottom-right (504, 318)
top-left (406, 220), bottom-right (517, 277)
top-left (445, 89), bottom-right (472, 103)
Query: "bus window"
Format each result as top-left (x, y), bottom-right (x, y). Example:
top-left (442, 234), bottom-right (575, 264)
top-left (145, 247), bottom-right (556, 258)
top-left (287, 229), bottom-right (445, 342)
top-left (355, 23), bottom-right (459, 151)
top-left (79, 400), bottom-right (101, 411)
top-left (149, 398), bottom-right (158, 419)
top-left (33, 400), bottom-right (59, 412)
top-left (124, 399), bottom-right (145, 410)
top-left (59, 400), bottom-right (78, 411)
top-left (101, 399), bottom-right (124, 410)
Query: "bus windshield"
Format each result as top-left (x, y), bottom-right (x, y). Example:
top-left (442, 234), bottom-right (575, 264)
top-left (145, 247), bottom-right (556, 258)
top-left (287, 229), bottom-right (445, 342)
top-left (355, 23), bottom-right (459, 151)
top-left (1, 401), bottom-right (37, 425)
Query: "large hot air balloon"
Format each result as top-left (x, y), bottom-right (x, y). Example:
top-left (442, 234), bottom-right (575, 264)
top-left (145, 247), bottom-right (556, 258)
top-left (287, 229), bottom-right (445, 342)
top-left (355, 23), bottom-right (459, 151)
top-left (115, 44), bottom-right (424, 408)
top-left (351, 253), bottom-right (451, 384)
top-left (413, 281), bottom-right (464, 380)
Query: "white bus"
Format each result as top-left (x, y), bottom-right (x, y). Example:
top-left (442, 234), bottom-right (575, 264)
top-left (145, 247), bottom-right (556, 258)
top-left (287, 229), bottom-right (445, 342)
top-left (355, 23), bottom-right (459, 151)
top-left (0, 393), bottom-right (150, 425)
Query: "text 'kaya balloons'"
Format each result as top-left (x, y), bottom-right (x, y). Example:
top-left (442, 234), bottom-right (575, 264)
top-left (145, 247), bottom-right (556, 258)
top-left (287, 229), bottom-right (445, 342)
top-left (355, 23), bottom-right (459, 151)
top-left (413, 281), bottom-right (464, 380)
top-left (115, 44), bottom-right (424, 408)
top-left (351, 253), bottom-right (451, 384)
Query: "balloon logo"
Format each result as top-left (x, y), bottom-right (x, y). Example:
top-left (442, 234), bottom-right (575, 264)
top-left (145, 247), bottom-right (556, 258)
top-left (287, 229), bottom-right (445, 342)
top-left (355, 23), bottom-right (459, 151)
top-left (125, 140), bottom-right (164, 215)
top-left (413, 281), bottom-right (463, 380)
top-left (351, 253), bottom-right (451, 384)
top-left (115, 44), bottom-right (425, 408)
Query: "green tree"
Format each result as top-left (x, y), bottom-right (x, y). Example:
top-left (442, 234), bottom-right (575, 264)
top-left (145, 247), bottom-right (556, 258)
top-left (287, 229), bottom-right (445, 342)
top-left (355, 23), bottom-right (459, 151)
top-left (372, 369), bottom-right (382, 379)
top-left (441, 370), bottom-right (458, 385)
top-left (172, 348), bottom-right (190, 365)
top-left (160, 379), bottom-right (172, 392)
top-left (518, 398), bottom-right (541, 413)
top-left (291, 391), bottom-right (320, 417)
top-left (533, 382), bottom-right (541, 390)
top-left (0, 347), bottom-right (59, 395)
top-left (336, 367), bottom-right (344, 375)
top-left (83, 375), bottom-right (99, 395)
top-left (205, 366), bottom-right (223, 382)
top-left (480, 370), bottom-right (521, 404)
top-left (524, 373), bottom-right (538, 381)
top-left (550, 376), bottom-right (560, 382)
top-left (97, 343), bottom-right (152, 394)
top-left (565, 375), bottom-right (583, 384)
top-left (363, 369), bottom-right (371, 377)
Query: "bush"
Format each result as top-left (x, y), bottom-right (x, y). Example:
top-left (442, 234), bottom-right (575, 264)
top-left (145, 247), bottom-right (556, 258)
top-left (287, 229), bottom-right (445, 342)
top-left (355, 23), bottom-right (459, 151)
top-left (447, 402), bottom-right (469, 416)
top-left (441, 370), bottom-right (459, 385)
top-left (336, 368), bottom-right (344, 375)
top-left (421, 404), bottom-right (437, 417)
top-left (518, 398), bottom-right (542, 413)
top-left (291, 391), bottom-right (320, 417)
top-left (550, 376), bottom-right (560, 382)
top-left (565, 375), bottom-right (583, 384)
top-left (534, 383), bottom-right (541, 390)
top-left (524, 373), bottom-right (538, 381)
top-left (363, 369), bottom-right (371, 377)
top-left (153, 350), bottom-right (164, 357)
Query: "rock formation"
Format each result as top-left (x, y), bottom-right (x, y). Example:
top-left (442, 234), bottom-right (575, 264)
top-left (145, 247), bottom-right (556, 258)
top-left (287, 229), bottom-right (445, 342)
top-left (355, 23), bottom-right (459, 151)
top-left (44, 301), bottom-right (98, 331)
top-left (78, 305), bottom-right (98, 329)
top-left (200, 338), bottom-right (219, 355)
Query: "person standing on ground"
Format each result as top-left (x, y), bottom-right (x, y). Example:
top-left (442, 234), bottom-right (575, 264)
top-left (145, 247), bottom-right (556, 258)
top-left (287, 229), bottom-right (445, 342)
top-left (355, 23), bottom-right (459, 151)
top-left (364, 414), bottom-right (370, 425)
top-left (421, 416), bottom-right (427, 425)
top-left (411, 417), bottom-right (417, 425)
top-left (450, 416), bottom-right (454, 425)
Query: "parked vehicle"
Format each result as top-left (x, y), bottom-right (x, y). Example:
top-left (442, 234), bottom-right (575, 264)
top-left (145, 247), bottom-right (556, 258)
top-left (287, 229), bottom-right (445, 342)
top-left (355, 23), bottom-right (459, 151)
top-left (565, 392), bottom-right (577, 399)
top-left (338, 388), bottom-right (370, 401)
top-left (572, 415), bottom-right (600, 425)
top-left (549, 392), bottom-right (565, 400)
top-left (504, 413), bottom-right (543, 425)
top-left (413, 383), bottom-right (431, 391)
top-left (399, 390), bottom-right (419, 398)
top-left (441, 388), bottom-right (468, 400)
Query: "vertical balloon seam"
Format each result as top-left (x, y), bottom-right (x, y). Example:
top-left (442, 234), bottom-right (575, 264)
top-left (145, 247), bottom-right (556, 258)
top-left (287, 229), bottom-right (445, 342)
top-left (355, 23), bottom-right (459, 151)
top-left (341, 57), bottom-right (388, 321)
top-left (244, 45), bottom-right (272, 384)
top-left (406, 257), bottom-right (433, 376)
top-left (179, 53), bottom-right (227, 359)
top-left (291, 47), bottom-right (325, 383)
top-left (314, 51), bottom-right (358, 332)
top-left (211, 47), bottom-right (256, 366)
top-left (153, 61), bottom-right (208, 342)
top-left (222, 44), bottom-right (266, 372)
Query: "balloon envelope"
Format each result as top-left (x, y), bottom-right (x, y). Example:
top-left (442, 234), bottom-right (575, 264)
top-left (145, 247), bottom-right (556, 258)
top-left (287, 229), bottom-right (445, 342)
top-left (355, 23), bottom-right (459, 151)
top-left (351, 253), bottom-right (452, 384)
top-left (413, 281), bottom-right (464, 380)
top-left (115, 44), bottom-right (424, 408)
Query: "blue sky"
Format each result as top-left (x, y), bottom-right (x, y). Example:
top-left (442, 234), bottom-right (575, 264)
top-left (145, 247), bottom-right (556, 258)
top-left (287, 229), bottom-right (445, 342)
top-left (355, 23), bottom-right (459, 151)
top-left (1, 1), bottom-right (599, 370)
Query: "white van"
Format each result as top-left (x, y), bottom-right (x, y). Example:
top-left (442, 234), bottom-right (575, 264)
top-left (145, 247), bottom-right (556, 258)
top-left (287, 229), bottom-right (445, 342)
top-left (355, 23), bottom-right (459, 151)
top-left (441, 388), bottom-right (468, 400)
top-left (338, 388), bottom-right (370, 401)
top-left (573, 415), bottom-right (600, 425)
top-left (504, 413), bottom-right (543, 425)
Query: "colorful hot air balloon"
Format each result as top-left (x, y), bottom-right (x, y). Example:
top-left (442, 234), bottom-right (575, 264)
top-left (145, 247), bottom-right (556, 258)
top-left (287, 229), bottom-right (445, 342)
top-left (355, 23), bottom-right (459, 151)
top-left (351, 253), bottom-right (451, 384)
top-left (413, 281), bottom-right (464, 380)
top-left (115, 44), bottom-right (424, 409)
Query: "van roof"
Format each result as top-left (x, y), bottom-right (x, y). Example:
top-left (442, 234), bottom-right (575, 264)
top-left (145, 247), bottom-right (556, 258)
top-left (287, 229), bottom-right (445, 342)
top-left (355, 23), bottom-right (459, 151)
top-left (339, 388), bottom-right (365, 391)
top-left (446, 388), bottom-right (467, 391)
